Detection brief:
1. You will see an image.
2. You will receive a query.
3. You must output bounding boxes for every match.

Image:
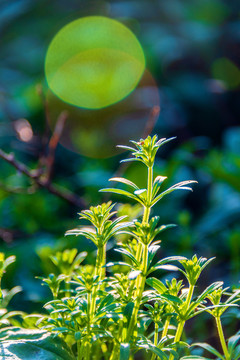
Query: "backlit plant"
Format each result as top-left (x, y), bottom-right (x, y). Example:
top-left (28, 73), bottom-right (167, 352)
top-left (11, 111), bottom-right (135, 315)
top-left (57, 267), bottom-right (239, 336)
top-left (0, 135), bottom-right (239, 360)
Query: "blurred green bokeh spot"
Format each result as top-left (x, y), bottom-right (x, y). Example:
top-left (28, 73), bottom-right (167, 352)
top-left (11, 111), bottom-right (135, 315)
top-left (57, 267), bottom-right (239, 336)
top-left (45, 16), bottom-right (145, 109)
top-left (212, 58), bottom-right (240, 90)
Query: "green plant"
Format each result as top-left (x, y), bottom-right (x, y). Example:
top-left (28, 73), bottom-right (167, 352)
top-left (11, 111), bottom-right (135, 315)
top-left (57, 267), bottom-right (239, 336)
top-left (0, 253), bottom-right (23, 328)
top-left (0, 135), bottom-right (239, 360)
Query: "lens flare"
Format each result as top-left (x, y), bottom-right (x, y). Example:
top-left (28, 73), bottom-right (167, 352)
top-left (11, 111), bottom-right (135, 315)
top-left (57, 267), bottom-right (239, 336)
top-left (46, 69), bottom-right (160, 158)
top-left (45, 16), bottom-right (145, 109)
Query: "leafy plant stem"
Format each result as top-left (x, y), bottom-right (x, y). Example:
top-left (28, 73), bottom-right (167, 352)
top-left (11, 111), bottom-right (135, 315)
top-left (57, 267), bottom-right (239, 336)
top-left (84, 340), bottom-right (91, 360)
top-left (65, 280), bottom-right (71, 297)
top-left (161, 318), bottom-right (170, 339)
top-left (126, 242), bottom-right (148, 342)
top-left (150, 322), bottom-right (159, 360)
top-left (90, 244), bottom-right (106, 317)
top-left (134, 165), bottom-right (153, 291)
top-left (215, 316), bottom-right (230, 360)
top-left (85, 290), bottom-right (91, 360)
top-left (77, 341), bottom-right (81, 360)
top-left (87, 244), bottom-right (106, 359)
top-left (169, 284), bottom-right (194, 360)
top-left (143, 165), bottom-right (153, 223)
top-left (186, 284), bottom-right (194, 309)
top-left (109, 340), bottom-right (120, 360)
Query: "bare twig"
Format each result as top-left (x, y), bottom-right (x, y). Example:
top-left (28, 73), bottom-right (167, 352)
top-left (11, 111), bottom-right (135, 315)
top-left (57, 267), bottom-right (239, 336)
top-left (45, 110), bottom-right (68, 183)
top-left (0, 149), bottom-right (85, 208)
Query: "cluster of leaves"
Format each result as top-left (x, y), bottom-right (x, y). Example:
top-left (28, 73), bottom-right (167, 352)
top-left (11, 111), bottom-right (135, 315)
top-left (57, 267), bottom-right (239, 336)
top-left (0, 136), bottom-right (239, 360)
top-left (0, 253), bottom-right (23, 328)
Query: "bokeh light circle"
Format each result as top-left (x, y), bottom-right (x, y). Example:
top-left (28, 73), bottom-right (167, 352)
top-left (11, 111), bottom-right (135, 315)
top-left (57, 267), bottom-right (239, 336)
top-left (45, 16), bottom-right (145, 109)
top-left (46, 69), bottom-right (160, 158)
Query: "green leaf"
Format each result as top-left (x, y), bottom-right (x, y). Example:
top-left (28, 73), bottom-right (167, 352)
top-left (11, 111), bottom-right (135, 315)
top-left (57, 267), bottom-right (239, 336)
top-left (146, 277), bottom-right (167, 294)
top-left (115, 248), bottom-right (139, 267)
top-left (116, 145), bottom-right (135, 152)
top-left (99, 188), bottom-right (144, 205)
top-left (109, 177), bottom-right (139, 190)
top-left (151, 180), bottom-right (197, 206)
top-left (193, 342), bottom-right (225, 359)
top-left (0, 327), bottom-right (74, 360)
top-left (234, 344), bottom-right (240, 359)
top-left (196, 282), bottom-right (223, 304)
top-left (180, 357), bottom-right (210, 360)
top-left (161, 293), bottom-right (183, 304)
top-left (97, 294), bottom-right (115, 312)
top-left (134, 188), bottom-right (147, 196)
top-left (137, 340), bottom-right (168, 359)
top-left (128, 270), bottom-right (141, 280)
top-left (120, 343), bottom-right (130, 360)
top-left (148, 256), bottom-right (186, 274)
top-left (105, 261), bottom-right (131, 268)
top-left (148, 345), bottom-right (168, 359)
top-left (228, 334), bottom-right (240, 354)
top-left (123, 302), bottom-right (135, 328)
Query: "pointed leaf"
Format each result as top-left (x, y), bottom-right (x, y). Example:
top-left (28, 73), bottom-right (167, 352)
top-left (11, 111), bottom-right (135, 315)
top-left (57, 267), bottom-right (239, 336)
top-left (115, 248), bottom-right (139, 267)
top-left (100, 188), bottom-right (144, 205)
top-left (151, 181), bottom-right (197, 206)
top-left (228, 334), bottom-right (240, 353)
top-left (109, 177), bottom-right (139, 190)
top-left (180, 357), bottom-right (210, 360)
top-left (0, 327), bottom-right (74, 360)
top-left (146, 278), bottom-right (167, 293)
top-left (128, 270), bottom-right (141, 280)
top-left (193, 343), bottom-right (225, 359)
top-left (196, 282), bottom-right (223, 304)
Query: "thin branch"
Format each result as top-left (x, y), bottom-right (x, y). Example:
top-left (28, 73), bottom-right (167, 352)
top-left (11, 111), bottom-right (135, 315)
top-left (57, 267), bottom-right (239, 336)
top-left (0, 149), bottom-right (85, 208)
top-left (45, 110), bottom-right (68, 183)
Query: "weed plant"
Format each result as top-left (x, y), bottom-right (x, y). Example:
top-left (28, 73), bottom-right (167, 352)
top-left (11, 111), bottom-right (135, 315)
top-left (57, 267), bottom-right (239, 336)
top-left (0, 136), bottom-right (239, 360)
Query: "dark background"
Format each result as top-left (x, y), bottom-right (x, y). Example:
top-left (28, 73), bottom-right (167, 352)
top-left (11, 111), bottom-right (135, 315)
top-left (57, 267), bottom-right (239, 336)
top-left (0, 0), bottom-right (239, 346)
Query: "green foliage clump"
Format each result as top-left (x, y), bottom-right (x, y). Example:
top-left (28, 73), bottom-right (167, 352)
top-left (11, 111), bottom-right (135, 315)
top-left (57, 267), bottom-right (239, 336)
top-left (0, 135), bottom-right (239, 360)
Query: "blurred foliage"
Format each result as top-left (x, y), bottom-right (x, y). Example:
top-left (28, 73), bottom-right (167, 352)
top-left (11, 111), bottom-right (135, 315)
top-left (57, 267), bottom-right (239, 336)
top-left (0, 0), bottom-right (239, 351)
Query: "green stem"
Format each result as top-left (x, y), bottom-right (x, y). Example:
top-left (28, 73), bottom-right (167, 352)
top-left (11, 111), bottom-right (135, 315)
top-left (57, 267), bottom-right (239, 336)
top-left (109, 341), bottom-right (120, 360)
top-left (161, 318), bottom-right (170, 339)
top-left (110, 318), bottom-right (124, 359)
top-left (143, 165), bottom-right (153, 224)
top-left (65, 279), bottom-right (71, 297)
top-left (169, 284), bottom-right (194, 360)
top-left (77, 341), bottom-right (81, 360)
top-left (135, 244), bottom-right (142, 267)
top-left (154, 323), bottom-right (159, 346)
top-left (150, 322), bottom-right (159, 360)
top-left (134, 166), bottom-right (153, 294)
top-left (126, 166), bottom-right (153, 342)
top-left (84, 341), bottom-right (91, 360)
top-left (84, 291), bottom-right (91, 360)
top-left (173, 320), bottom-right (185, 343)
top-left (185, 284), bottom-right (194, 309)
top-left (90, 244), bottom-right (105, 318)
top-left (126, 243), bottom-right (148, 342)
top-left (215, 316), bottom-right (230, 360)
top-left (86, 244), bottom-right (106, 359)
top-left (77, 342), bottom-right (85, 360)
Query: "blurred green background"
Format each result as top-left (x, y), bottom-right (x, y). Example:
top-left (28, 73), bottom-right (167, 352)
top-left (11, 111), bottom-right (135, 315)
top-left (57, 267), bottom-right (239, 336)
top-left (0, 0), bottom-right (239, 340)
